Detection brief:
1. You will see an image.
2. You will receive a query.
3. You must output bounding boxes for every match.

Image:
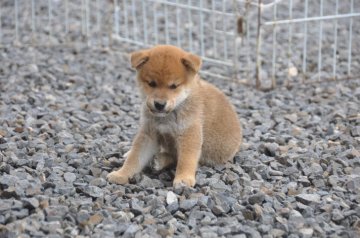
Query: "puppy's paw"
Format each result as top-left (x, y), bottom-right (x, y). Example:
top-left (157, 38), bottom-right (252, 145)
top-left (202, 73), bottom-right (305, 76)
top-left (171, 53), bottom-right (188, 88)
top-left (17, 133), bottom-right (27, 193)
top-left (173, 175), bottom-right (196, 187)
top-left (107, 171), bottom-right (129, 185)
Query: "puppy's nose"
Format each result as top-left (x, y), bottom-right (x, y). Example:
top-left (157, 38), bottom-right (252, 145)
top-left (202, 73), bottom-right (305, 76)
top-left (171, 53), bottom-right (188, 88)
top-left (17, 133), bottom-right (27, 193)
top-left (154, 101), bottom-right (166, 111)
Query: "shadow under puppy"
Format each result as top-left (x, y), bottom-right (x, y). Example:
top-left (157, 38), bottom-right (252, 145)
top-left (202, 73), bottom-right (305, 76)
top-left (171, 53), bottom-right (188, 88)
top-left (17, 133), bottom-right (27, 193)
top-left (107, 45), bottom-right (242, 187)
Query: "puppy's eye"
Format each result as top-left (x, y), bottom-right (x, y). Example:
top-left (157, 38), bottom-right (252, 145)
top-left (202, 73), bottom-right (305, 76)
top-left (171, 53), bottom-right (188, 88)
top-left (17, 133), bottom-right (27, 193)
top-left (148, 81), bottom-right (157, 88)
top-left (169, 84), bottom-right (178, 89)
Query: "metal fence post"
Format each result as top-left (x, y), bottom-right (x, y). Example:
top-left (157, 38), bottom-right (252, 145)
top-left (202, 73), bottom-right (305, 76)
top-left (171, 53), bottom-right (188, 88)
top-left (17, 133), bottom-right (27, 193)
top-left (255, 0), bottom-right (262, 89)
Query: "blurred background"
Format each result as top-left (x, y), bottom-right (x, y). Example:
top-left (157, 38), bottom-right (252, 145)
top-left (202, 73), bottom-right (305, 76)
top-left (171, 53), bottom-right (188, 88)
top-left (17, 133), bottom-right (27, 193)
top-left (0, 0), bottom-right (359, 88)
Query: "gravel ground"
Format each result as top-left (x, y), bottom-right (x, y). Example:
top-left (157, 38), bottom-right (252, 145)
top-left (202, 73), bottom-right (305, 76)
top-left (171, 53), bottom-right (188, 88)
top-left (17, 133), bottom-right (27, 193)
top-left (0, 45), bottom-right (359, 238)
top-left (0, 0), bottom-right (360, 237)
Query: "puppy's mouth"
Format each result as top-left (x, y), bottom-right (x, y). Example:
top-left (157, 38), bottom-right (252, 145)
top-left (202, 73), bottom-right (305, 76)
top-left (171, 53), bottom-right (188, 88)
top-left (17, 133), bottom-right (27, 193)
top-left (149, 109), bottom-right (171, 117)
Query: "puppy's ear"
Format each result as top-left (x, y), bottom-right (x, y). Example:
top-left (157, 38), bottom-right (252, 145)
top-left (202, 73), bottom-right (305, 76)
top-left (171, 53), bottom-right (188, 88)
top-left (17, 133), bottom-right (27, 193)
top-left (130, 50), bottom-right (149, 69)
top-left (181, 53), bottom-right (202, 73)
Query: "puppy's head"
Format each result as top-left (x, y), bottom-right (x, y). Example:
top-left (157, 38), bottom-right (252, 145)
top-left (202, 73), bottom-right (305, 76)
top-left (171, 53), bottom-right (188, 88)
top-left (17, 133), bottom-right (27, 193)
top-left (130, 45), bottom-right (201, 117)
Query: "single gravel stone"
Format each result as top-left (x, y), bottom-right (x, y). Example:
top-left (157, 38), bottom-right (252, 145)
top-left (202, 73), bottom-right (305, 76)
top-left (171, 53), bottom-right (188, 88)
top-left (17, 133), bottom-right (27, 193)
top-left (12, 209), bottom-right (29, 219)
top-left (130, 200), bottom-right (143, 216)
top-left (296, 194), bottom-right (321, 205)
top-left (346, 176), bottom-right (360, 192)
top-left (179, 199), bottom-right (198, 211)
top-left (258, 143), bottom-right (279, 157)
top-left (331, 209), bottom-right (345, 223)
top-left (198, 196), bottom-right (211, 208)
top-left (289, 209), bottom-right (304, 228)
top-left (81, 186), bottom-right (104, 198)
top-left (217, 226), bottom-right (232, 236)
top-left (239, 225), bottom-right (262, 238)
top-left (304, 163), bottom-right (323, 176)
top-left (166, 191), bottom-right (178, 205)
top-left (139, 175), bottom-right (164, 188)
top-left (0, 200), bottom-right (13, 212)
top-left (89, 177), bottom-right (107, 187)
top-left (211, 193), bottom-right (235, 215)
top-left (22, 197), bottom-right (39, 210)
top-left (328, 175), bottom-right (339, 187)
top-left (284, 113), bottom-right (298, 123)
top-left (232, 235), bottom-right (246, 238)
top-left (258, 224), bottom-right (272, 233)
top-left (41, 221), bottom-right (62, 234)
top-left (299, 228), bottom-right (314, 238)
top-left (271, 229), bottom-right (286, 237)
top-left (200, 227), bottom-right (218, 238)
top-left (45, 206), bottom-right (69, 221)
top-left (212, 205), bottom-right (227, 216)
top-left (76, 210), bottom-right (91, 225)
top-left (166, 202), bottom-right (179, 214)
top-left (298, 176), bottom-right (311, 187)
top-left (0, 175), bottom-right (18, 188)
top-left (248, 192), bottom-right (265, 205)
top-left (63, 172), bottom-right (76, 183)
top-left (346, 148), bottom-right (360, 159)
top-left (55, 186), bottom-right (76, 196)
top-left (350, 126), bottom-right (360, 137)
top-left (123, 224), bottom-right (140, 238)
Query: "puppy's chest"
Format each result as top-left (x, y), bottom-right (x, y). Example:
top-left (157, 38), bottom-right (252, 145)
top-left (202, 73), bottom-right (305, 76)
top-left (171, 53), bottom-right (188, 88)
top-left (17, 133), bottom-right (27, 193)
top-left (147, 114), bottom-right (189, 136)
top-left (155, 117), bottom-right (186, 135)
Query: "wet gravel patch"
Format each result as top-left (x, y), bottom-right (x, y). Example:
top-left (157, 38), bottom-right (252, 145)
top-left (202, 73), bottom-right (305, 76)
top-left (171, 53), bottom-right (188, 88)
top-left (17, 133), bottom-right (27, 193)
top-left (0, 45), bottom-right (359, 237)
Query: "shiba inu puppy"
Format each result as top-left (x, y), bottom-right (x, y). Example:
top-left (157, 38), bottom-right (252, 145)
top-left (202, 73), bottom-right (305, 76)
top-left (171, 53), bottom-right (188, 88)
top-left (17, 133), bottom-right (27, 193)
top-left (107, 45), bottom-right (242, 187)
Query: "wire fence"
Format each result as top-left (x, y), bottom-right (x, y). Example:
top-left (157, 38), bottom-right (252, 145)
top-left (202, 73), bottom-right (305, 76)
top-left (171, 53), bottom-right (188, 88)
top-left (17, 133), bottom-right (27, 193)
top-left (0, 0), bottom-right (359, 89)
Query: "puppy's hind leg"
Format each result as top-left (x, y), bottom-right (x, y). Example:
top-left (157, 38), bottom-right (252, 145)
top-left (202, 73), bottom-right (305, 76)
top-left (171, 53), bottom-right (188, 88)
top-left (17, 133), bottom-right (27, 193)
top-left (152, 152), bottom-right (176, 172)
top-left (107, 131), bottom-right (158, 184)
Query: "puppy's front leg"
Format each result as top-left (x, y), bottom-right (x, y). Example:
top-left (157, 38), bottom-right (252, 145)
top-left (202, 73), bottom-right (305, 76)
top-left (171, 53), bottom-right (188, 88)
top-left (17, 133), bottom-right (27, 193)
top-left (173, 124), bottom-right (202, 187)
top-left (107, 131), bottom-right (158, 184)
